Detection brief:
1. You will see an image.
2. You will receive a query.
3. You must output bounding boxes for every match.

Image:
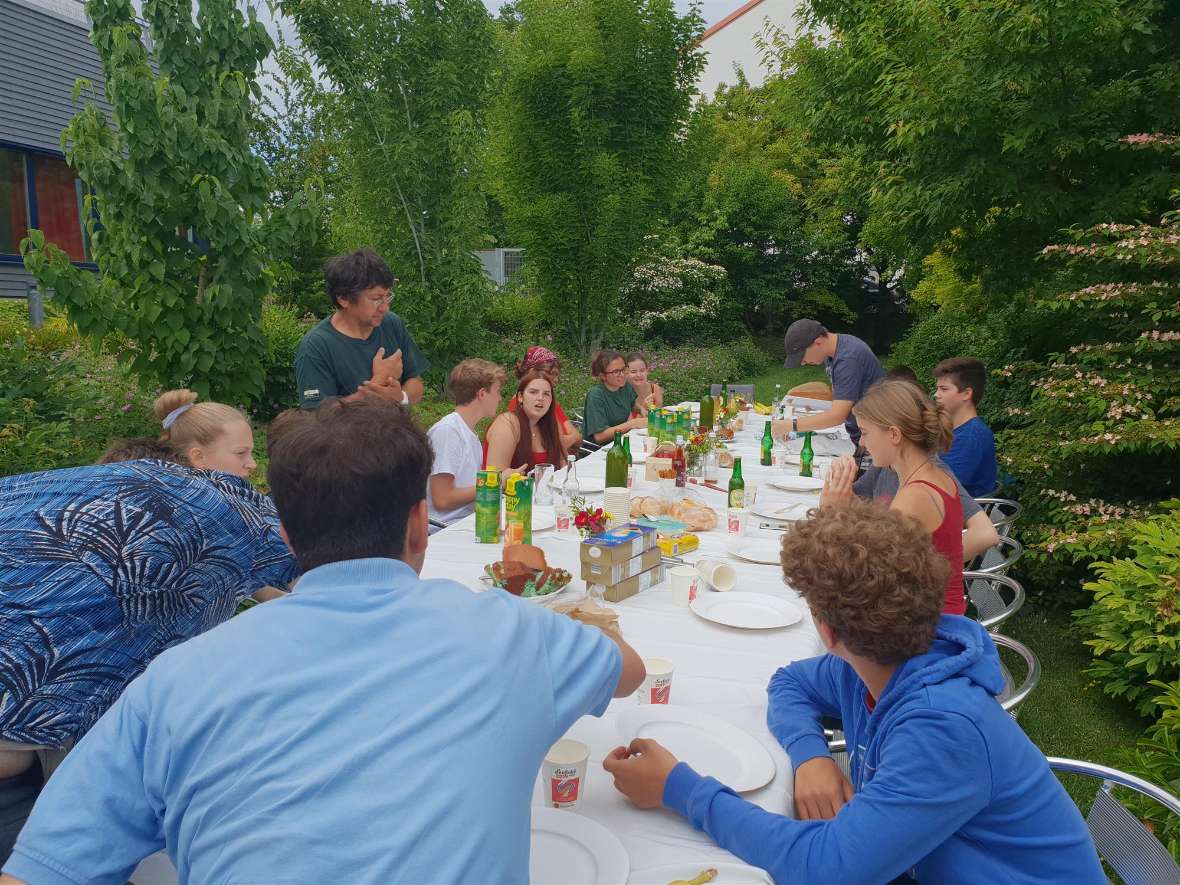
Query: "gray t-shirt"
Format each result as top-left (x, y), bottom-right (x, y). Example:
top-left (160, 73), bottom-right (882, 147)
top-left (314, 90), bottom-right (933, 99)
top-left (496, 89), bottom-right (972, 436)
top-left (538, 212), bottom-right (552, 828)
top-left (826, 334), bottom-right (884, 443)
top-left (854, 462), bottom-right (981, 523)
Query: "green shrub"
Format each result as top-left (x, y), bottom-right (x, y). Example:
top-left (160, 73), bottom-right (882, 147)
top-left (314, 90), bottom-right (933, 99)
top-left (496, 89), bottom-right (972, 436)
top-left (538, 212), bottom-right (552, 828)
top-left (1074, 508), bottom-right (1180, 718)
top-left (257, 302), bottom-right (314, 420)
top-left (484, 284), bottom-right (546, 343)
top-left (1119, 679), bottom-right (1180, 861)
top-left (0, 334), bottom-right (157, 477)
top-left (622, 253), bottom-right (739, 344)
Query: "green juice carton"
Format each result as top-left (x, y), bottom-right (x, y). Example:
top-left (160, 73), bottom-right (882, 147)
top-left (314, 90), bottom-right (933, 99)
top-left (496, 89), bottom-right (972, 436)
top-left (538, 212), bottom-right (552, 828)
top-left (475, 468), bottom-right (501, 544)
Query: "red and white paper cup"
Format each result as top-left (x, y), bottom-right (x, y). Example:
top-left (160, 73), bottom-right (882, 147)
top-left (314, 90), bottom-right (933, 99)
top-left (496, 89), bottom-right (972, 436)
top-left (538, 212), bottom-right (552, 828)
top-left (543, 739), bottom-right (590, 809)
top-left (637, 658), bottom-right (675, 705)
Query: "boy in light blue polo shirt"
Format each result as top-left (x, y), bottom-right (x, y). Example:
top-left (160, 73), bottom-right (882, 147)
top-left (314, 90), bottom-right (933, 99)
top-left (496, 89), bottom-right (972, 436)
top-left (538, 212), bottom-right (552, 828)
top-left (2, 400), bottom-right (645, 885)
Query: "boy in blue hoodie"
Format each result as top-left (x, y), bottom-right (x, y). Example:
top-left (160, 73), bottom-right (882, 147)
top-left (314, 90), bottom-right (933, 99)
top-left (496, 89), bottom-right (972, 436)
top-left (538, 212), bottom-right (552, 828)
top-left (604, 498), bottom-right (1104, 883)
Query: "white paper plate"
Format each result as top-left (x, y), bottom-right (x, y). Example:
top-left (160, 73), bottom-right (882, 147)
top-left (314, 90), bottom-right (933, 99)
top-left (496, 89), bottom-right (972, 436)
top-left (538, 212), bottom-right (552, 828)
top-left (727, 538), bottom-right (782, 565)
top-left (617, 706), bottom-right (776, 793)
top-left (750, 501), bottom-right (812, 522)
top-left (628, 862), bottom-right (774, 885)
top-left (769, 476), bottom-right (825, 493)
top-left (690, 591), bottom-right (801, 630)
top-left (530, 808), bottom-right (630, 885)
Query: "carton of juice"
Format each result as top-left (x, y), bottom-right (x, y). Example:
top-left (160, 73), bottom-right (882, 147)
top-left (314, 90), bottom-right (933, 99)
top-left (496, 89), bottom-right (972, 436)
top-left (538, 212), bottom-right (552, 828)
top-left (475, 468), bottom-right (501, 544)
top-left (503, 473), bottom-right (533, 547)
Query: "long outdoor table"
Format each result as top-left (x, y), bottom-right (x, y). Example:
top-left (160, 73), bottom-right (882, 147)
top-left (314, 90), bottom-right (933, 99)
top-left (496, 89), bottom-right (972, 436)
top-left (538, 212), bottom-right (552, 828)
top-left (422, 411), bottom-right (856, 881)
top-left (131, 412), bottom-right (854, 884)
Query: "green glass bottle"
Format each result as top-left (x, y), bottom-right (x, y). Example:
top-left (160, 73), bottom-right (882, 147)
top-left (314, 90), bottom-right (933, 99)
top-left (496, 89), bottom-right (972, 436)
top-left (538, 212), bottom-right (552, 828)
top-left (728, 456), bottom-right (745, 509)
top-left (799, 431), bottom-right (815, 478)
top-left (622, 433), bottom-right (633, 466)
top-left (760, 421), bottom-right (773, 466)
top-left (606, 431), bottom-right (628, 488)
top-left (647, 407), bottom-right (657, 437)
top-left (700, 387), bottom-right (715, 430)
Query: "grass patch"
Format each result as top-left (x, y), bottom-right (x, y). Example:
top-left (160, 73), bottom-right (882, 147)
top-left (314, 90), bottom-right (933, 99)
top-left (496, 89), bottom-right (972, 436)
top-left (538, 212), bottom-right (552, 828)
top-left (1003, 603), bottom-right (1145, 764)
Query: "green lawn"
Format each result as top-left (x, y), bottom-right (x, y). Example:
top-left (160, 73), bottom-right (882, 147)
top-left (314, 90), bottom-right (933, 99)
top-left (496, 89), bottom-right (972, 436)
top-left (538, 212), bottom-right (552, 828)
top-left (749, 364), bottom-right (830, 402)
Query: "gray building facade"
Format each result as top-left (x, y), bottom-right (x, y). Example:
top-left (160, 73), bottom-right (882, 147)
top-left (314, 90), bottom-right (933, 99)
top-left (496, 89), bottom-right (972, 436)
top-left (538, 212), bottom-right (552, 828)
top-left (0, 0), bottom-right (109, 298)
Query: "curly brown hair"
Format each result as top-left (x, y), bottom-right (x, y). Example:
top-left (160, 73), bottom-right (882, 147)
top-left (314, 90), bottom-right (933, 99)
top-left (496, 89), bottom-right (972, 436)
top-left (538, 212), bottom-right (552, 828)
top-left (779, 497), bottom-right (950, 664)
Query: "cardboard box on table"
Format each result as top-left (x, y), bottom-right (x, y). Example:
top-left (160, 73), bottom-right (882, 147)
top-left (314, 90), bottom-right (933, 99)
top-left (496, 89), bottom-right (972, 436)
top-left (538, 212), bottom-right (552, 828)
top-left (579, 523), bottom-right (664, 602)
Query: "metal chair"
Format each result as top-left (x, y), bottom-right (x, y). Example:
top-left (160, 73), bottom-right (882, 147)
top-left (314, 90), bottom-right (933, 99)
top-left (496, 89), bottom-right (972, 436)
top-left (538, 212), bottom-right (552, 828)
top-left (709, 383), bottom-right (755, 400)
top-left (992, 633), bottom-right (1040, 718)
top-left (1048, 757), bottom-right (1180, 885)
top-left (974, 497), bottom-right (1023, 537)
top-left (968, 535), bottom-right (1023, 576)
top-left (965, 572), bottom-right (1026, 632)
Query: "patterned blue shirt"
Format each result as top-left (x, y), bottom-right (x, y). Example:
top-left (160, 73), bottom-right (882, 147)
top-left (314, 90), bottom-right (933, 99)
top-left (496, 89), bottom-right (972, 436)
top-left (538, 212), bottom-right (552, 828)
top-left (0, 460), bottom-right (296, 748)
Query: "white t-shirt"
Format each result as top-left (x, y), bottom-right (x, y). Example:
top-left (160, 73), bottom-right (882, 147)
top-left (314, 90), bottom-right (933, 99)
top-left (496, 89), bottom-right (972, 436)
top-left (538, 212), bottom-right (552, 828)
top-left (427, 411), bottom-right (483, 526)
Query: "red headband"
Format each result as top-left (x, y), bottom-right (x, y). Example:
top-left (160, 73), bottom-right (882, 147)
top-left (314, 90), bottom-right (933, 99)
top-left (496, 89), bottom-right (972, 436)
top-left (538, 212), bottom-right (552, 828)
top-left (524, 346), bottom-right (559, 369)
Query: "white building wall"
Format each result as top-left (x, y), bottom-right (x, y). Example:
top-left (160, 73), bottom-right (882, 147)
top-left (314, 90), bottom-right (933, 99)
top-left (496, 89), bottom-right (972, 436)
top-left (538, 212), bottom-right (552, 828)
top-left (696, 0), bottom-right (805, 101)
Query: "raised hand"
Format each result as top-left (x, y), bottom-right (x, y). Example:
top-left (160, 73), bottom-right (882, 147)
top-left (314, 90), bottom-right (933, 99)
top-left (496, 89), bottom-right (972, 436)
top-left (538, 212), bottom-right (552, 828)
top-left (822, 455), bottom-right (857, 505)
top-left (370, 347), bottom-right (404, 386)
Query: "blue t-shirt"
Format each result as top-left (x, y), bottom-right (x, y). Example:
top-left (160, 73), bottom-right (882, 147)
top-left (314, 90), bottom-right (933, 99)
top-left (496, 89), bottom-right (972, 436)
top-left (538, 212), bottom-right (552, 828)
top-left (825, 334), bottom-right (884, 444)
top-left (3, 558), bottom-right (621, 885)
top-left (941, 417), bottom-right (997, 498)
top-left (0, 460), bottom-right (295, 748)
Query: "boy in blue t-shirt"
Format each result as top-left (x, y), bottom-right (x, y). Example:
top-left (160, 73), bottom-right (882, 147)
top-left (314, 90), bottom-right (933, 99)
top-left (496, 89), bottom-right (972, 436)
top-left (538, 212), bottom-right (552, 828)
top-left (933, 357), bottom-right (997, 497)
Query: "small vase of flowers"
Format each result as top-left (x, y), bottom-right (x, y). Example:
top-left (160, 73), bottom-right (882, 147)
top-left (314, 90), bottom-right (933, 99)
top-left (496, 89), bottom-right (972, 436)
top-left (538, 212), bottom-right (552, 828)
top-left (570, 495), bottom-right (610, 539)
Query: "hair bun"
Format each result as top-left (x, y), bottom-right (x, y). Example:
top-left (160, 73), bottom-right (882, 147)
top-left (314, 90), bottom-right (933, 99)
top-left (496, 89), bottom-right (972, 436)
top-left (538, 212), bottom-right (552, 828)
top-left (924, 403), bottom-right (954, 452)
top-left (153, 389), bottom-right (199, 423)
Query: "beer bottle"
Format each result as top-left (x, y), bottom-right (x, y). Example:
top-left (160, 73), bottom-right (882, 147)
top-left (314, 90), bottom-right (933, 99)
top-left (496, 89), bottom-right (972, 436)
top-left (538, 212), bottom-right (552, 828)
top-left (800, 431), bottom-right (815, 478)
top-left (700, 386), bottom-right (715, 430)
top-left (728, 456), bottom-right (745, 509)
top-left (760, 420), bottom-right (773, 466)
top-left (606, 431), bottom-right (629, 488)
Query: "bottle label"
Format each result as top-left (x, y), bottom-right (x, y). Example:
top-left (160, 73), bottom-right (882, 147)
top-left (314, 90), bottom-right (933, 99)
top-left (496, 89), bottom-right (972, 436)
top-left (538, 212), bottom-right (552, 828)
top-left (729, 490), bottom-right (744, 509)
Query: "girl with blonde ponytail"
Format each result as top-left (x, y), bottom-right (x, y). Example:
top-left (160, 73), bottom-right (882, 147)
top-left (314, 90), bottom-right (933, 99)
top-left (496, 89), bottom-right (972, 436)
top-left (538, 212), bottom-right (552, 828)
top-left (153, 390), bottom-right (256, 479)
top-left (822, 379), bottom-right (967, 614)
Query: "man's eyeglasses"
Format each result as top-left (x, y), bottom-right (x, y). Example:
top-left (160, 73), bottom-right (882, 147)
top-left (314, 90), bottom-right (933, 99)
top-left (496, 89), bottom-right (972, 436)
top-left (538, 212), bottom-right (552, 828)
top-left (364, 294), bottom-right (392, 307)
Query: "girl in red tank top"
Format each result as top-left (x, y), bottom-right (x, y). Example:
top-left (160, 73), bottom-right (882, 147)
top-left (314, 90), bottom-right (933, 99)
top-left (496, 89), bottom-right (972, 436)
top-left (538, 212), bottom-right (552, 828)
top-left (846, 380), bottom-right (967, 614)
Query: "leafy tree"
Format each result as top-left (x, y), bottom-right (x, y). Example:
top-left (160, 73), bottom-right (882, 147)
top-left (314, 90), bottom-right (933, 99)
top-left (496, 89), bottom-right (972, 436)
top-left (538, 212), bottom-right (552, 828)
top-left (674, 78), bottom-right (860, 338)
top-left (492, 0), bottom-right (705, 351)
top-left (783, 0), bottom-right (1180, 290)
top-left (252, 41), bottom-right (338, 317)
top-left (21, 0), bottom-right (318, 403)
top-left (282, 0), bottom-right (498, 366)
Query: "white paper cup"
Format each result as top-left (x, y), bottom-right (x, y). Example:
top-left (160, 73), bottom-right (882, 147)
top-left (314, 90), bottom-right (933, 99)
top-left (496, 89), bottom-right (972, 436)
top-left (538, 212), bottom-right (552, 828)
top-left (637, 657), bottom-right (675, 704)
top-left (697, 557), bottom-right (737, 592)
top-left (543, 739), bottom-right (590, 809)
top-left (669, 565), bottom-right (698, 607)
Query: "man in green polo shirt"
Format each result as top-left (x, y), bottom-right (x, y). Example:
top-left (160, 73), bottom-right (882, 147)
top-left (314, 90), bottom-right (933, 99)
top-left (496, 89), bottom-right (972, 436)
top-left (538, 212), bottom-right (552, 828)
top-left (295, 249), bottom-right (430, 409)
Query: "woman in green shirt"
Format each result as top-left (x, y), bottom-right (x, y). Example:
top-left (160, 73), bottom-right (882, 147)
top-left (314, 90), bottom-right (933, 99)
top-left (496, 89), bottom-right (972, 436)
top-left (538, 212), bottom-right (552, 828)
top-left (582, 350), bottom-right (648, 448)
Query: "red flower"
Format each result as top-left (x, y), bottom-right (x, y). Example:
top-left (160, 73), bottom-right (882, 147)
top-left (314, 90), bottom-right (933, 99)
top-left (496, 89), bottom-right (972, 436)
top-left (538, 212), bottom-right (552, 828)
top-left (575, 512), bottom-right (589, 528)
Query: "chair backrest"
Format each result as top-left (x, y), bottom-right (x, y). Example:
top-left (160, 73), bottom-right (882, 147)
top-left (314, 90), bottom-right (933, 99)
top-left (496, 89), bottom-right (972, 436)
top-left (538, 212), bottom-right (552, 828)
top-left (1048, 757), bottom-right (1180, 885)
top-left (709, 384), bottom-right (756, 400)
top-left (965, 571), bottom-right (1025, 632)
top-left (991, 633), bottom-right (1040, 717)
top-left (969, 535), bottom-right (1023, 576)
top-left (974, 497), bottom-right (1023, 537)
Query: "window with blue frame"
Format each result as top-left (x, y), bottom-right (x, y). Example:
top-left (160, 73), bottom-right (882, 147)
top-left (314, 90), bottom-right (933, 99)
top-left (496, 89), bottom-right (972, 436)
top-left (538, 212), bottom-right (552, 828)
top-left (0, 147), bottom-right (91, 263)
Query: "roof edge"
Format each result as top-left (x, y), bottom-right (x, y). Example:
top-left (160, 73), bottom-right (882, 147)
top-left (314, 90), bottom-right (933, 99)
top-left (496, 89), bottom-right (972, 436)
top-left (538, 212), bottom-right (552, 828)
top-left (700, 0), bottom-right (770, 42)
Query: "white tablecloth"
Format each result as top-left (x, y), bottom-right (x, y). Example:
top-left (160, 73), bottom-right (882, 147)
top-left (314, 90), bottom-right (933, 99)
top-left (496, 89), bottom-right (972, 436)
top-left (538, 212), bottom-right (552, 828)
top-left (133, 413), bottom-right (853, 884)
top-left (423, 413), bottom-right (853, 880)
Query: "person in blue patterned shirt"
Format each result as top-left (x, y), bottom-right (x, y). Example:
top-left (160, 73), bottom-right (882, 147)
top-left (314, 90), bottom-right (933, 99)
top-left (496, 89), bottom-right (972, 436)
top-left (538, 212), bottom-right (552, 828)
top-left (0, 457), bottom-right (296, 861)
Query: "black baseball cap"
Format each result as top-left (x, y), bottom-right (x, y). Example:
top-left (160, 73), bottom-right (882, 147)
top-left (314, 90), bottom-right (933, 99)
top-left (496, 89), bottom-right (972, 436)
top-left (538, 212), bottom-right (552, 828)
top-left (783, 319), bottom-right (826, 368)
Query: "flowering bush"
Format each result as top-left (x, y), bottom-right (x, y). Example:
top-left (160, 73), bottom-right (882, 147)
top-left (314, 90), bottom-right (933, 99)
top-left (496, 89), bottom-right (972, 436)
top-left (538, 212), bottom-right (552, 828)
top-left (622, 240), bottom-right (737, 344)
top-left (990, 200), bottom-right (1180, 593)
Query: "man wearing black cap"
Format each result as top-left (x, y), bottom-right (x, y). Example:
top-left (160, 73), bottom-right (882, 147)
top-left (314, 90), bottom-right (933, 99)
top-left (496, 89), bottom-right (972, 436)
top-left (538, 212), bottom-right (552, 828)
top-left (774, 319), bottom-right (883, 445)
